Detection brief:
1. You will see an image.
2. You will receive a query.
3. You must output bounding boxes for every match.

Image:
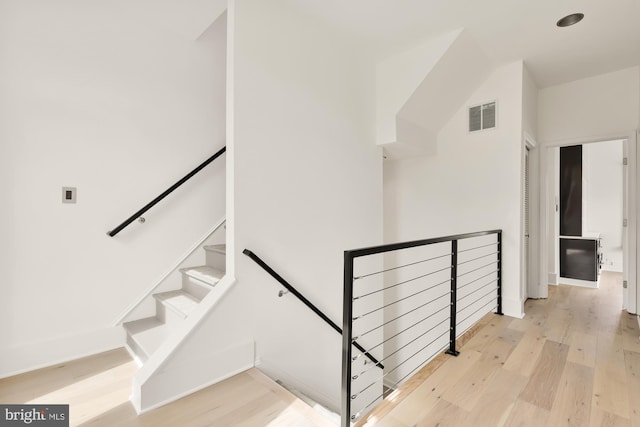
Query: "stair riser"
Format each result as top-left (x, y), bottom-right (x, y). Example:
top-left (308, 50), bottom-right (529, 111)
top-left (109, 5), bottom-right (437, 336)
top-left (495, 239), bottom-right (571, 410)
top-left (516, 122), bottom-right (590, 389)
top-left (126, 334), bottom-right (149, 363)
top-left (182, 275), bottom-right (213, 300)
top-left (205, 251), bottom-right (226, 272)
top-left (156, 300), bottom-right (187, 329)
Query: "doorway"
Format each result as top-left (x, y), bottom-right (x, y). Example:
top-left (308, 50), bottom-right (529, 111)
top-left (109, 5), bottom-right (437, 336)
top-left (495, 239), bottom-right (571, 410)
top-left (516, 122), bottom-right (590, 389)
top-left (523, 135), bottom-right (540, 303)
top-left (539, 132), bottom-right (638, 315)
top-left (524, 146), bottom-right (530, 300)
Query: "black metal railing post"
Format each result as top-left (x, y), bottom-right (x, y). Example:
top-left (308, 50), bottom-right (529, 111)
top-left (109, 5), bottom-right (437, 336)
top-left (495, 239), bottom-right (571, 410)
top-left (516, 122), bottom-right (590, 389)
top-left (446, 239), bottom-right (460, 356)
top-left (341, 252), bottom-right (354, 427)
top-left (496, 232), bottom-right (504, 315)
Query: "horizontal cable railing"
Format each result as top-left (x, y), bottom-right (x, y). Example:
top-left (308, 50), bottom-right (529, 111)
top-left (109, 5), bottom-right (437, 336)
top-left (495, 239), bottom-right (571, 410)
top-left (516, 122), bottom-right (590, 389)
top-left (107, 145), bottom-right (226, 237)
top-left (342, 230), bottom-right (502, 425)
top-left (242, 249), bottom-right (384, 369)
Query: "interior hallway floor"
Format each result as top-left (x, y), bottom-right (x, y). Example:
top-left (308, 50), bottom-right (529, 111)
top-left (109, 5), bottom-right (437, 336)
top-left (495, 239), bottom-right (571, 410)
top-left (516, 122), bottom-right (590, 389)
top-left (0, 350), bottom-right (332, 426)
top-left (1, 271), bottom-right (638, 426)
top-left (362, 271), bottom-right (640, 426)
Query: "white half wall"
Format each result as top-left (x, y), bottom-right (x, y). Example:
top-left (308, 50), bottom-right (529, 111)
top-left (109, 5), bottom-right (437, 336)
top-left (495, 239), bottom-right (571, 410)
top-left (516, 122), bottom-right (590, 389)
top-left (384, 61), bottom-right (526, 318)
top-left (0, 2), bottom-right (227, 377)
top-left (132, 276), bottom-right (254, 413)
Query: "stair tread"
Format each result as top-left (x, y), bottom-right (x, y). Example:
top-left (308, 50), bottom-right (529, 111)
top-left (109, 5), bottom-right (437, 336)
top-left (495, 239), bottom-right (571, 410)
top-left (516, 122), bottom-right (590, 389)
top-left (123, 317), bottom-right (168, 358)
top-left (154, 289), bottom-right (201, 317)
top-left (203, 244), bottom-right (226, 254)
top-left (180, 265), bottom-right (224, 285)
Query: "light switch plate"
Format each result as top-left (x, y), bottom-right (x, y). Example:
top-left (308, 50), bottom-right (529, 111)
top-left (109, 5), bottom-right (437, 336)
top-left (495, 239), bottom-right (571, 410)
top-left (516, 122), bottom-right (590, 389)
top-left (62, 187), bottom-right (77, 204)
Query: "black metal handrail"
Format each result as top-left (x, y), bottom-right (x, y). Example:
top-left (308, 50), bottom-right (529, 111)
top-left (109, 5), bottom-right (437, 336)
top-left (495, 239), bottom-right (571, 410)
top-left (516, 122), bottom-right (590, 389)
top-left (242, 249), bottom-right (384, 369)
top-left (107, 146), bottom-right (226, 237)
top-left (345, 229), bottom-right (502, 257)
top-left (342, 229), bottom-right (503, 426)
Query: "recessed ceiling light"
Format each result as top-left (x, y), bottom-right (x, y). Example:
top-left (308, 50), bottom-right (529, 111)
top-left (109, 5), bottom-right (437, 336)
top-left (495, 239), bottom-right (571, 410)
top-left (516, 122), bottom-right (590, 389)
top-left (557, 13), bottom-right (585, 27)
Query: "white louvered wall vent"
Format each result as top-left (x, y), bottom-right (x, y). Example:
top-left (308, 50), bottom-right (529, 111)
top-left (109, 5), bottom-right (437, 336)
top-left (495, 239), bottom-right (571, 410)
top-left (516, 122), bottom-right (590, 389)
top-left (469, 101), bottom-right (497, 132)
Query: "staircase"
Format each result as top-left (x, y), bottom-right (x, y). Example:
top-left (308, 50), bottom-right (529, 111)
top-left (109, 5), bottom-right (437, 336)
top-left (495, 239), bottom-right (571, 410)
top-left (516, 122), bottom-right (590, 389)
top-left (124, 244), bottom-right (226, 363)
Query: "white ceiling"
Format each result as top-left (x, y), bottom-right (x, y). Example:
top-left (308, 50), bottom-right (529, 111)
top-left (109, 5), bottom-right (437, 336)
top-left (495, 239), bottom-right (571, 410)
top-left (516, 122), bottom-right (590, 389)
top-left (285, 0), bottom-right (640, 88)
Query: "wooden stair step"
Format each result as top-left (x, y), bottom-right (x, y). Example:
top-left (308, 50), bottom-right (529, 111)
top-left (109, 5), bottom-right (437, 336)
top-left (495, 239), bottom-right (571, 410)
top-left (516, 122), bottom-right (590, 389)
top-left (123, 317), bottom-right (168, 362)
top-left (203, 244), bottom-right (226, 255)
top-left (154, 289), bottom-right (201, 319)
top-left (180, 265), bottom-right (224, 286)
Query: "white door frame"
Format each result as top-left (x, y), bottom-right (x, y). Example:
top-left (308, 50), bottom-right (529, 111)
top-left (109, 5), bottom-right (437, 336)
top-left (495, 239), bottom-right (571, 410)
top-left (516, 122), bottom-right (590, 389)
top-left (539, 130), bottom-right (637, 314)
top-left (523, 133), bottom-right (540, 300)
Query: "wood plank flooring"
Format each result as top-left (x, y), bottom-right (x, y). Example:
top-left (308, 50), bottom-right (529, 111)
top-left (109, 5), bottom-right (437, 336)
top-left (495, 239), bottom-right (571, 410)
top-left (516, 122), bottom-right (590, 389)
top-left (0, 353), bottom-right (333, 426)
top-left (363, 271), bottom-right (640, 427)
top-left (1, 271), bottom-right (638, 426)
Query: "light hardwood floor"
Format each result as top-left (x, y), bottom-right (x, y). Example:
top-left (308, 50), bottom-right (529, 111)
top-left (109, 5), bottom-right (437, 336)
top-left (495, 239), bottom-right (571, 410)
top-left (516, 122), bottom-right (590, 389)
top-left (360, 271), bottom-right (640, 427)
top-left (1, 271), bottom-right (638, 426)
top-left (0, 351), bottom-right (333, 426)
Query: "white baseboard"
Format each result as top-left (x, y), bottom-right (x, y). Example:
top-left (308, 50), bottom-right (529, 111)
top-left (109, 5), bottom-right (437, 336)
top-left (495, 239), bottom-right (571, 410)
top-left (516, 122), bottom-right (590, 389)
top-left (601, 264), bottom-right (623, 273)
top-left (558, 276), bottom-right (599, 289)
top-left (0, 326), bottom-right (125, 379)
top-left (548, 272), bottom-right (558, 285)
top-left (502, 297), bottom-right (524, 319)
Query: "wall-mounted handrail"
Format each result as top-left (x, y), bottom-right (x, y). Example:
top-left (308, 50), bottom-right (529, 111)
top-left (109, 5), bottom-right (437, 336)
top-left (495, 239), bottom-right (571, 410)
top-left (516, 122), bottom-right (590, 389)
top-left (242, 249), bottom-right (384, 369)
top-left (107, 145), bottom-right (226, 237)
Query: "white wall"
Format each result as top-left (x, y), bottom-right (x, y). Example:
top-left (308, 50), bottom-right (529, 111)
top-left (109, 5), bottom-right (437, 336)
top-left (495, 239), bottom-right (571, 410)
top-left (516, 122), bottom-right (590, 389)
top-left (397, 30), bottom-right (493, 147)
top-left (0, 1), bottom-right (226, 377)
top-left (377, 29), bottom-right (493, 159)
top-left (538, 67), bottom-right (640, 143)
top-left (584, 140), bottom-right (624, 271)
top-left (376, 29), bottom-right (460, 146)
top-left (384, 61), bottom-right (525, 318)
top-left (233, 0), bottom-right (382, 409)
top-left (522, 65), bottom-right (538, 142)
top-left (147, 0), bottom-right (383, 412)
